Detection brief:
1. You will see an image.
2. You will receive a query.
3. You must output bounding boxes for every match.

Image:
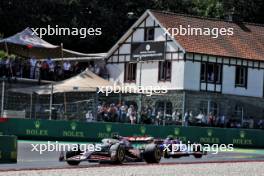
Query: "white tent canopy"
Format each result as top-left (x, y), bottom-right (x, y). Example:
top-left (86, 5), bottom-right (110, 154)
top-left (0, 27), bottom-right (106, 59)
top-left (9, 69), bottom-right (113, 95)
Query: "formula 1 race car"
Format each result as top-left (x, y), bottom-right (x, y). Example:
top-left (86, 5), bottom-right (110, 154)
top-left (154, 136), bottom-right (207, 159)
top-left (59, 136), bottom-right (162, 165)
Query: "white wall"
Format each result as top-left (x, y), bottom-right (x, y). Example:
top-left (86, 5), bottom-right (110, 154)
top-left (133, 29), bottom-right (144, 42)
top-left (222, 66), bottom-right (263, 97)
top-left (184, 61), bottom-right (200, 91)
top-left (107, 59), bottom-right (264, 98)
top-left (106, 61), bottom-right (185, 90)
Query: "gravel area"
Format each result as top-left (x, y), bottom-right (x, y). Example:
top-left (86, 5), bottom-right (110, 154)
top-left (1, 162), bottom-right (264, 176)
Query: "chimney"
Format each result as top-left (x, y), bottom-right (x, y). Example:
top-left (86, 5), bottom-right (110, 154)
top-left (225, 8), bottom-right (242, 23)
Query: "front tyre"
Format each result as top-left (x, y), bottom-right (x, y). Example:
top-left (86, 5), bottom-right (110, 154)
top-left (110, 144), bottom-right (125, 164)
top-left (143, 144), bottom-right (162, 163)
top-left (192, 143), bottom-right (203, 159)
top-left (193, 153), bottom-right (203, 158)
top-left (66, 151), bottom-right (81, 165)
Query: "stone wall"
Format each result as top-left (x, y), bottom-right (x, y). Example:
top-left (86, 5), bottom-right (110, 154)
top-left (185, 90), bottom-right (264, 119)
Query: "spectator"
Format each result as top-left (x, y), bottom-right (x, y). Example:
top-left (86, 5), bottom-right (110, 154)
top-left (54, 61), bottom-right (63, 81)
top-left (63, 61), bottom-right (71, 79)
top-left (41, 61), bottom-right (49, 80)
top-left (29, 56), bottom-right (37, 79)
top-left (13, 57), bottom-right (21, 77)
top-left (88, 64), bottom-right (94, 72)
top-left (127, 105), bottom-right (136, 124)
top-left (119, 102), bottom-right (128, 123)
top-left (94, 64), bottom-right (100, 75)
top-left (46, 57), bottom-right (53, 66)
top-left (73, 61), bottom-right (81, 74)
top-left (35, 61), bottom-right (41, 80)
top-left (108, 103), bottom-right (118, 122)
top-left (184, 111), bottom-right (190, 127)
top-left (208, 112), bottom-right (214, 126)
top-left (156, 110), bottom-right (163, 125)
top-left (86, 110), bottom-right (94, 122)
top-left (22, 60), bottom-right (30, 78)
top-left (49, 61), bottom-right (55, 81)
top-left (219, 115), bottom-right (226, 127)
top-left (5, 57), bottom-right (12, 79)
top-left (147, 106), bottom-right (154, 123)
top-left (172, 110), bottom-right (181, 124)
top-left (189, 111), bottom-right (193, 122)
top-left (249, 117), bottom-right (254, 129)
top-left (141, 107), bottom-right (151, 124)
top-left (196, 111), bottom-right (204, 124)
top-left (257, 120), bottom-right (264, 129)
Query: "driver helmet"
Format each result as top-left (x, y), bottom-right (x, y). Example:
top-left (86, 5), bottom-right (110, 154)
top-left (166, 135), bottom-right (174, 140)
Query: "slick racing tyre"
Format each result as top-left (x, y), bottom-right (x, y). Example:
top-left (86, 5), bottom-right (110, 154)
top-left (193, 153), bottom-right (203, 158)
top-left (66, 151), bottom-right (81, 165)
top-left (110, 144), bottom-right (125, 164)
top-left (163, 151), bottom-right (170, 158)
top-left (192, 143), bottom-right (203, 158)
top-left (143, 144), bottom-right (162, 163)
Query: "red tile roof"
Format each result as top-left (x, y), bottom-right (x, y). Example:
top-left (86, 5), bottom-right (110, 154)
top-left (150, 10), bottom-right (264, 61)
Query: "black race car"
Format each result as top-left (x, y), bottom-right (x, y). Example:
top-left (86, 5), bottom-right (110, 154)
top-left (59, 136), bottom-right (162, 165)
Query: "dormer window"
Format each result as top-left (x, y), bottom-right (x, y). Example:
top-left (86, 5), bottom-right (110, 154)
top-left (144, 27), bottom-right (154, 41)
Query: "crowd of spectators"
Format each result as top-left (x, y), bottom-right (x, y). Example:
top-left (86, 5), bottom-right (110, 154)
top-left (1, 56), bottom-right (263, 130)
top-left (0, 56), bottom-right (107, 81)
top-left (96, 102), bottom-right (138, 124)
top-left (88, 102), bottom-right (264, 130)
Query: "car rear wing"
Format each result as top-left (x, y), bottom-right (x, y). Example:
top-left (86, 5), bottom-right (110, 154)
top-left (124, 136), bottom-right (155, 143)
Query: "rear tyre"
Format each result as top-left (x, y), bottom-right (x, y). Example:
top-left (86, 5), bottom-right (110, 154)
top-left (110, 144), bottom-right (125, 164)
top-left (143, 144), bottom-right (162, 163)
top-left (163, 151), bottom-right (170, 158)
top-left (66, 151), bottom-right (81, 165)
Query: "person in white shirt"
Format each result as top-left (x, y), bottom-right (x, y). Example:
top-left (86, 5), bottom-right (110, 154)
top-left (34, 61), bottom-right (41, 80)
top-left (94, 64), bottom-right (100, 75)
top-left (196, 111), bottom-right (204, 124)
top-left (48, 61), bottom-right (55, 80)
top-left (127, 105), bottom-right (136, 124)
top-left (63, 61), bottom-right (71, 79)
top-left (86, 111), bottom-right (94, 122)
top-left (30, 57), bottom-right (37, 79)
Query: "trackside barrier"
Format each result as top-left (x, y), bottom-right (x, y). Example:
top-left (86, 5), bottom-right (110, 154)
top-left (0, 118), bottom-right (263, 148)
top-left (0, 135), bottom-right (17, 163)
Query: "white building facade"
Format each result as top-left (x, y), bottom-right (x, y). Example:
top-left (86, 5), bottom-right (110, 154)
top-left (105, 10), bottom-right (264, 122)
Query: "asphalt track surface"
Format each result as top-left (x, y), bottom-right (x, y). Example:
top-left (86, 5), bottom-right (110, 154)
top-left (0, 140), bottom-right (264, 171)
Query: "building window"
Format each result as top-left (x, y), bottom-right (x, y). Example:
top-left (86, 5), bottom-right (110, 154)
top-left (155, 101), bottom-right (172, 115)
top-left (235, 66), bottom-right (247, 87)
top-left (199, 101), bottom-right (219, 115)
top-left (201, 63), bottom-right (206, 82)
top-left (234, 105), bottom-right (244, 119)
top-left (210, 102), bottom-right (218, 116)
top-left (158, 61), bottom-right (171, 81)
top-left (124, 63), bottom-right (137, 82)
top-left (200, 62), bottom-right (222, 83)
top-left (199, 101), bottom-right (208, 114)
top-left (144, 27), bottom-right (154, 41)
